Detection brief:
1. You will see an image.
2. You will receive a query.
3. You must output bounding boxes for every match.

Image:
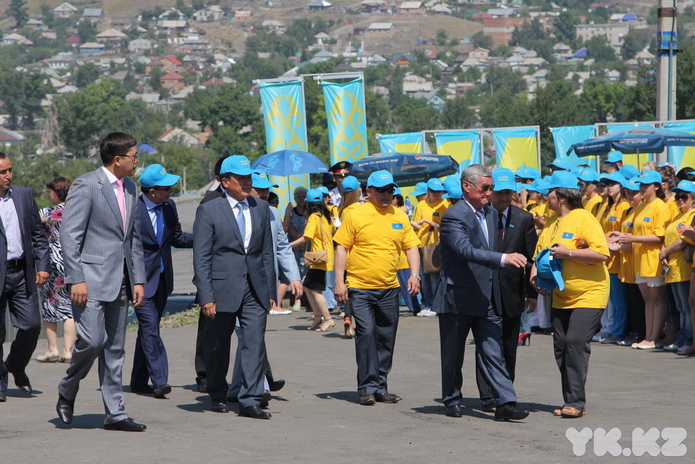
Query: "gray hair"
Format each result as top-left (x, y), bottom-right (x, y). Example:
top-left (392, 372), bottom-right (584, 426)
top-left (293, 186), bottom-right (308, 195)
top-left (461, 164), bottom-right (492, 185)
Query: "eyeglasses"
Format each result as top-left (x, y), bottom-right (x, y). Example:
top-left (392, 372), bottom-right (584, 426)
top-left (675, 193), bottom-right (691, 201)
top-left (120, 153), bottom-right (139, 161)
top-left (153, 186), bottom-right (172, 191)
top-left (372, 186), bottom-right (394, 194)
top-left (476, 184), bottom-right (494, 192)
top-left (0, 167), bottom-right (13, 175)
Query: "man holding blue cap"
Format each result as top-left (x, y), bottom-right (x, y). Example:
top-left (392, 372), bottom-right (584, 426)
top-left (193, 155), bottom-right (277, 418)
top-left (130, 164), bottom-right (193, 399)
top-left (473, 168), bottom-right (538, 412)
top-left (411, 178), bottom-right (449, 317)
top-left (334, 170), bottom-right (421, 406)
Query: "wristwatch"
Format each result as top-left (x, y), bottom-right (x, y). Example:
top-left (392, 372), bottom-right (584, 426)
top-left (411, 274), bottom-right (421, 280)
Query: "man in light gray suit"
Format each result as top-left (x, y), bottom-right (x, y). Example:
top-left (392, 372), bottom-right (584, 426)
top-left (193, 155), bottom-right (276, 419)
top-left (57, 132), bottom-right (147, 432)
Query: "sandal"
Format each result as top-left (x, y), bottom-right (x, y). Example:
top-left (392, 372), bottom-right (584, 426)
top-left (560, 406), bottom-right (586, 418)
top-left (552, 408), bottom-right (563, 416)
top-left (307, 316), bottom-right (322, 330)
top-left (316, 318), bottom-right (335, 332)
top-left (37, 351), bottom-right (60, 362)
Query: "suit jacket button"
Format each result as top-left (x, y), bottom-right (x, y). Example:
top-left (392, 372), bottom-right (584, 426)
top-left (488, 279), bottom-right (492, 282)
top-left (242, 274), bottom-right (247, 279)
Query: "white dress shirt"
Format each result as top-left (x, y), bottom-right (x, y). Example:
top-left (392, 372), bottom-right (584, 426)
top-left (225, 193), bottom-right (252, 250)
top-left (0, 188), bottom-right (23, 259)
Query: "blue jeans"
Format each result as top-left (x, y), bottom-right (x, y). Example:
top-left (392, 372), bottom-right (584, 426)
top-left (323, 269), bottom-right (337, 310)
top-left (397, 269), bottom-right (420, 313)
top-left (609, 273), bottom-right (628, 339)
top-left (670, 281), bottom-right (693, 347)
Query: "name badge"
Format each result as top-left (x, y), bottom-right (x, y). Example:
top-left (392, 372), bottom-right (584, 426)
top-left (561, 232), bottom-right (574, 239)
top-left (509, 224), bottom-right (515, 228)
top-left (626, 222), bottom-right (634, 228)
top-left (433, 212), bottom-right (440, 217)
top-left (392, 223), bottom-right (403, 230)
top-left (643, 217), bottom-right (651, 223)
top-left (609, 216), bottom-right (617, 221)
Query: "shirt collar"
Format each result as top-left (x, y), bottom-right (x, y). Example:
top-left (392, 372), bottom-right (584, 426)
top-left (225, 192), bottom-right (248, 209)
top-left (464, 197), bottom-right (487, 216)
top-left (0, 187), bottom-right (13, 200)
top-left (101, 166), bottom-right (119, 184)
top-left (142, 195), bottom-right (159, 211)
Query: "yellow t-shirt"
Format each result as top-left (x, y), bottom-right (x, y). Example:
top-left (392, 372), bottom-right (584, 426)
top-left (334, 202), bottom-right (420, 289)
top-left (528, 202), bottom-right (550, 231)
top-left (664, 208), bottom-right (695, 283)
top-left (303, 212), bottom-right (335, 271)
top-left (583, 194), bottom-right (602, 214)
top-left (600, 199), bottom-right (631, 274)
top-left (667, 195), bottom-right (679, 221)
top-left (618, 207), bottom-right (638, 284)
top-left (632, 198), bottom-right (671, 278)
top-left (592, 199), bottom-right (608, 220)
top-left (412, 198), bottom-right (449, 247)
top-left (535, 208), bottom-right (610, 309)
top-left (339, 202), bottom-right (360, 221)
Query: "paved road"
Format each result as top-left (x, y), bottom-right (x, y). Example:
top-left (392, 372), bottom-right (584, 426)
top-left (2, 309), bottom-right (694, 464)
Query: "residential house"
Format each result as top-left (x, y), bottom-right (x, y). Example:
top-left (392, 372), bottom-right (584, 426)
top-left (53, 2), bottom-right (78, 18)
top-left (398, 1), bottom-right (425, 14)
top-left (430, 4), bottom-right (452, 15)
top-left (82, 8), bottom-right (103, 20)
top-left (367, 22), bottom-right (394, 35)
top-left (392, 53), bottom-right (413, 68)
top-left (483, 17), bottom-right (533, 46)
top-left (469, 48), bottom-right (489, 60)
top-left (160, 72), bottom-right (186, 92)
top-left (192, 5), bottom-right (225, 22)
top-left (605, 70), bottom-right (621, 82)
top-left (361, 0), bottom-right (388, 14)
top-left (575, 23), bottom-right (630, 52)
top-left (48, 55), bottom-right (77, 69)
top-left (25, 19), bottom-right (45, 30)
top-left (65, 35), bottom-right (82, 47)
top-left (128, 38), bottom-right (153, 53)
top-left (3, 33), bottom-right (33, 46)
top-left (411, 90), bottom-right (445, 110)
top-left (487, 8), bottom-right (516, 18)
top-left (308, 49), bottom-right (337, 64)
top-left (156, 128), bottom-right (200, 146)
top-left (158, 20), bottom-right (189, 32)
top-left (402, 73), bottom-right (434, 93)
top-left (234, 11), bottom-right (253, 22)
top-left (77, 42), bottom-right (105, 55)
top-left (0, 128), bottom-right (25, 147)
top-left (314, 32), bottom-right (331, 46)
top-left (261, 20), bottom-right (286, 33)
top-left (96, 28), bottom-right (128, 42)
top-left (308, 0), bottom-right (332, 9)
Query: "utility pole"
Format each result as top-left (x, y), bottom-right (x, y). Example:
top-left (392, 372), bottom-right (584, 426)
top-left (656, 0), bottom-right (679, 162)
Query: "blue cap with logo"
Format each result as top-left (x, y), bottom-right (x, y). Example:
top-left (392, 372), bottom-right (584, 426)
top-left (140, 164), bottom-right (180, 188)
top-left (534, 248), bottom-right (564, 292)
top-left (619, 165), bottom-right (639, 179)
top-left (673, 180), bottom-right (695, 194)
top-left (443, 176), bottom-right (460, 191)
top-left (427, 178), bottom-right (446, 191)
top-left (546, 171), bottom-right (580, 190)
top-left (492, 168), bottom-right (516, 192)
top-left (625, 179), bottom-right (641, 192)
top-left (220, 155), bottom-right (253, 176)
top-left (412, 182), bottom-right (428, 196)
top-left (316, 186), bottom-right (330, 195)
top-left (305, 188), bottom-right (323, 203)
top-left (637, 170), bottom-right (662, 185)
top-left (605, 152), bottom-right (623, 164)
top-left (527, 178), bottom-right (549, 195)
top-left (577, 167), bottom-right (600, 183)
top-left (515, 166), bottom-right (541, 180)
top-left (251, 170), bottom-right (278, 189)
top-left (367, 170), bottom-right (398, 188)
top-left (342, 175), bottom-right (361, 193)
top-left (599, 171), bottom-right (628, 188)
top-left (394, 187), bottom-right (402, 195)
top-left (547, 158), bottom-right (573, 171)
top-left (443, 183), bottom-right (462, 199)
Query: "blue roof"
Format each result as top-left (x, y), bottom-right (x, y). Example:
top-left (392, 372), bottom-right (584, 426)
top-left (574, 47), bottom-right (587, 58)
top-left (138, 143), bottom-right (157, 154)
top-left (623, 14), bottom-right (637, 20)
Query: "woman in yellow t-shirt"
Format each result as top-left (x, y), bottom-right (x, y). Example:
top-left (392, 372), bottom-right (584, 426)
top-left (529, 171), bottom-right (609, 419)
top-left (526, 178), bottom-right (549, 232)
top-left (608, 170), bottom-right (671, 350)
top-left (609, 180), bottom-right (646, 346)
top-left (658, 180), bottom-right (695, 352)
top-left (290, 189), bottom-right (336, 332)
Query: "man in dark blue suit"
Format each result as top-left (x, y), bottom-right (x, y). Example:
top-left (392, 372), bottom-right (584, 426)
top-left (433, 164), bottom-right (529, 421)
top-left (0, 153), bottom-right (50, 402)
top-left (130, 164), bottom-right (193, 398)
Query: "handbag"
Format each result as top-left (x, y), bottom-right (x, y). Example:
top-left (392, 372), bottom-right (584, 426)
top-left (683, 214), bottom-right (695, 263)
top-left (303, 216), bottom-right (329, 265)
top-left (420, 227), bottom-right (441, 274)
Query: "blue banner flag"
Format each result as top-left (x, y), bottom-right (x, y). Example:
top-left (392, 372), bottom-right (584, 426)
top-left (665, 122), bottom-right (695, 170)
top-left (320, 77), bottom-right (369, 165)
top-left (551, 125), bottom-right (596, 170)
top-left (492, 127), bottom-right (539, 171)
top-left (434, 130), bottom-right (480, 175)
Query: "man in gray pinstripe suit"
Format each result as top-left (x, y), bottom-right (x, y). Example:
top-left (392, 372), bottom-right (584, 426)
top-left (57, 132), bottom-right (148, 432)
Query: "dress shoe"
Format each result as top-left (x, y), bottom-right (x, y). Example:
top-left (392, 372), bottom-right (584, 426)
top-left (153, 384), bottom-right (171, 399)
top-left (12, 371), bottom-right (32, 395)
top-left (130, 385), bottom-right (154, 394)
top-left (374, 392), bottom-right (401, 403)
top-left (494, 402), bottom-right (529, 421)
top-left (196, 377), bottom-right (207, 393)
top-left (0, 390), bottom-right (6, 402)
top-left (269, 379), bottom-right (285, 392)
top-left (260, 390), bottom-right (271, 408)
top-left (677, 345), bottom-right (695, 356)
top-left (239, 404), bottom-right (271, 419)
top-left (56, 395), bottom-right (75, 424)
top-left (104, 418), bottom-right (147, 432)
top-left (360, 394), bottom-right (376, 406)
top-left (446, 404), bottom-right (463, 417)
top-left (211, 400), bottom-right (229, 413)
top-left (480, 398), bottom-right (497, 412)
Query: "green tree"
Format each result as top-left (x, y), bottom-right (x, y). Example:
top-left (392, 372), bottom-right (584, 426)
top-left (584, 36), bottom-right (616, 63)
top-left (471, 31), bottom-right (492, 50)
top-left (6, 0), bottom-right (29, 28)
top-left (553, 10), bottom-right (577, 47)
top-left (40, 3), bottom-right (55, 28)
top-left (150, 67), bottom-right (163, 91)
top-left (678, 44), bottom-right (695, 120)
top-left (442, 97), bottom-right (476, 129)
top-left (77, 19), bottom-right (97, 43)
top-left (436, 29), bottom-right (448, 46)
top-left (75, 63), bottom-right (100, 88)
top-left (0, 70), bottom-right (50, 129)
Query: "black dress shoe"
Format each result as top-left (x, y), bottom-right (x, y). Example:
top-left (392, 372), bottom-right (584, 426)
top-left (0, 390), bottom-right (6, 402)
top-left (130, 385), bottom-right (154, 394)
top-left (104, 418), bottom-right (147, 432)
top-left (374, 392), bottom-right (401, 403)
top-left (211, 400), bottom-right (229, 413)
top-left (56, 395), bottom-right (75, 424)
top-left (494, 402), bottom-right (529, 422)
top-left (268, 379), bottom-right (285, 392)
top-left (446, 404), bottom-right (463, 417)
top-left (12, 371), bottom-right (32, 395)
top-left (196, 378), bottom-right (207, 393)
top-left (239, 404), bottom-right (271, 419)
top-left (153, 384), bottom-right (171, 398)
top-left (360, 394), bottom-right (376, 406)
top-left (480, 398), bottom-right (497, 412)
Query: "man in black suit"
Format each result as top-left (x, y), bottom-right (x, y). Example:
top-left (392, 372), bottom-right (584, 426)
top-left (433, 164), bottom-right (529, 421)
top-left (130, 164), bottom-right (193, 398)
top-left (475, 168), bottom-right (538, 411)
top-left (193, 155), bottom-right (276, 419)
top-left (0, 153), bottom-right (50, 402)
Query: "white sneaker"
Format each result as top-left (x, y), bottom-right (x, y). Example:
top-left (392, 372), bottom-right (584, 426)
top-left (416, 309), bottom-right (437, 317)
top-left (662, 343), bottom-right (683, 352)
top-left (269, 309), bottom-right (292, 315)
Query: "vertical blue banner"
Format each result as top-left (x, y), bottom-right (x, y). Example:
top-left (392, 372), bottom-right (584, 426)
top-left (665, 122), bottom-right (695, 170)
top-left (551, 125), bottom-right (596, 170)
top-left (434, 130), bottom-right (480, 175)
top-left (606, 123), bottom-right (653, 169)
top-left (258, 79), bottom-right (309, 210)
top-left (492, 127), bottom-right (539, 171)
top-left (378, 132), bottom-right (424, 153)
top-left (320, 77), bottom-right (369, 165)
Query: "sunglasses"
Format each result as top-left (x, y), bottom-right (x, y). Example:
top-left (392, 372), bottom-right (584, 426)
top-left (153, 186), bottom-right (172, 191)
top-left (477, 184), bottom-right (494, 192)
top-left (0, 167), bottom-right (13, 175)
top-left (675, 193), bottom-right (691, 201)
top-left (372, 186), bottom-right (394, 194)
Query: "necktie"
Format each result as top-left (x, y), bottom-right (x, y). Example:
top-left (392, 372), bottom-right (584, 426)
top-left (116, 178), bottom-right (126, 231)
top-left (155, 204), bottom-right (165, 272)
top-left (476, 209), bottom-right (489, 246)
top-left (236, 202), bottom-right (246, 249)
top-left (498, 213), bottom-right (505, 251)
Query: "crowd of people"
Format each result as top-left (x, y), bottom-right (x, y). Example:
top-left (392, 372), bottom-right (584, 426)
top-left (0, 131), bottom-right (693, 430)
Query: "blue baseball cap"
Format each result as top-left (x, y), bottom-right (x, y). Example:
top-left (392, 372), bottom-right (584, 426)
top-left (220, 155), bottom-right (252, 176)
top-left (251, 170), bottom-right (278, 189)
top-left (316, 186), bottom-right (330, 195)
top-left (535, 248), bottom-right (564, 292)
top-left (546, 171), bottom-right (580, 190)
top-left (547, 158), bottom-right (573, 171)
top-left (599, 171), bottom-right (628, 188)
top-left (577, 168), bottom-right (600, 183)
top-left (605, 152), bottom-right (623, 164)
top-left (625, 180), bottom-right (641, 192)
top-left (673, 180), bottom-right (695, 194)
top-left (620, 165), bottom-right (640, 179)
top-left (443, 183), bottom-right (462, 199)
top-left (394, 187), bottom-right (402, 195)
top-left (515, 166), bottom-right (540, 180)
top-left (637, 170), bottom-right (662, 184)
top-left (139, 164), bottom-right (180, 188)
top-left (492, 168), bottom-right (516, 192)
top-left (342, 175), bottom-right (360, 193)
top-left (427, 178), bottom-right (446, 191)
top-left (305, 188), bottom-right (323, 202)
top-left (412, 182), bottom-right (428, 196)
top-left (443, 176), bottom-right (459, 191)
top-left (367, 170), bottom-right (398, 188)
top-left (527, 178), bottom-right (549, 195)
